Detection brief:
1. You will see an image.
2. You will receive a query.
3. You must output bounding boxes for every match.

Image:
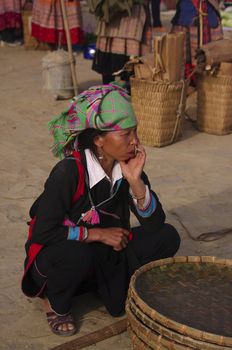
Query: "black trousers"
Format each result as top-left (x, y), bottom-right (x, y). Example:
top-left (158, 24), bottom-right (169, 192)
top-left (31, 224), bottom-right (180, 315)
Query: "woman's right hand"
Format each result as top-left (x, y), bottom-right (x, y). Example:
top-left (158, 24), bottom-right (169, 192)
top-left (86, 227), bottom-right (130, 251)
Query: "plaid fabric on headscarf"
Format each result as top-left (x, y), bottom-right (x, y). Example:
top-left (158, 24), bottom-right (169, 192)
top-left (48, 82), bottom-right (137, 157)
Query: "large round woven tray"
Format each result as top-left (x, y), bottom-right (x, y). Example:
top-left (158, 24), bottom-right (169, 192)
top-left (127, 256), bottom-right (232, 349)
top-left (127, 296), bottom-right (230, 350)
top-left (127, 303), bottom-right (194, 350)
top-left (128, 325), bottom-right (153, 350)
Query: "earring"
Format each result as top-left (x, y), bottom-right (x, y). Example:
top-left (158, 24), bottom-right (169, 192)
top-left (97, 146), bottom-right (104, 160)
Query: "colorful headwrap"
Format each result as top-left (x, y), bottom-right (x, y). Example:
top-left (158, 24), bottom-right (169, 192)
top-left (48, 82), bottom-right (137, 157)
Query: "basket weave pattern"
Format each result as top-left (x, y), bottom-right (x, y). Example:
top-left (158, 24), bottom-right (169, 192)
top-left (128, 325), bottom-right (153, 349)
top-left (126, 256), bottom-right (232, 350)
top-left (130, 78), bottom-right (186, 147)
top-left (197, 75), bottom-right (232, 135)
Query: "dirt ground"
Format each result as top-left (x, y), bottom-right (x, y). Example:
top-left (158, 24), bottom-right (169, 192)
top-left (0, 39), bottom-right (232, 350)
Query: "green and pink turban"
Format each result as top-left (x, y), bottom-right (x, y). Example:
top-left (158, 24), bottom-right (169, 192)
top-left (48, 82), bottom-right (137, 158)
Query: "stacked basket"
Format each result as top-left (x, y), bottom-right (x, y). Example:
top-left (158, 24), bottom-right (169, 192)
top-left (126, 256), bottom-right (232, 350)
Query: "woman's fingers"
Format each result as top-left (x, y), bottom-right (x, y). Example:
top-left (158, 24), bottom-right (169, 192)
top-left (121, 228), bottom-right (129, 237)
top-left (121, 238), bottom-right (128, 249)
top-left (111, 229), bottom-right (129, 250)
top-left (113, 233), bottom-right (128, 247)
top-left (99, 227), bottom-right (130, 250)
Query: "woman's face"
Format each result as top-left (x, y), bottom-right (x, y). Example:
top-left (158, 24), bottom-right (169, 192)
top-left (95, 126), bottom-right (139, 162)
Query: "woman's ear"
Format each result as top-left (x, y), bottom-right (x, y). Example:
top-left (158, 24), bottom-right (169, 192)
top-left (93, 134), bottom-right (105, 148)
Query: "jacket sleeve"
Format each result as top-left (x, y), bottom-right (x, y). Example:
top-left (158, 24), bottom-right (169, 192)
top-left (129, 172), bottom-right (166, 233)
top-left (29, 158), bottom-right (80, 246)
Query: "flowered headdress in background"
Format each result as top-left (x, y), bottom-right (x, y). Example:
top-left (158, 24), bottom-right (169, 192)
top-left (48, 82), bottom-right (137, 158)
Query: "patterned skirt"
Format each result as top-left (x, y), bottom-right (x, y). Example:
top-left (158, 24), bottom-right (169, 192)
top-left (92, 4), bottom-right (152, 76)
top-left (31, 0), bottom-right (84, 45)
top-left (0, 0), bottom-right (23, 31)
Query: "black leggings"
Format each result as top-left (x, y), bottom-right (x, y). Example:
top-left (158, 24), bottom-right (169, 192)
top-left (31, 223), bottom-right (180, 315)
top-left (151, 0), bottom-right (162, 27)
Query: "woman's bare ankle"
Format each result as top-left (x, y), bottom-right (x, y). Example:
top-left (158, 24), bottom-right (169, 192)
top-left (43, 298), bottom-right (53, 313)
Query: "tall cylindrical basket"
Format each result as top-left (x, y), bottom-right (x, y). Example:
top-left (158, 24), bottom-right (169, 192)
top-left (130, 78), bottom-right (186, 147)
top-left (197, 74), bottom-right (232, 135)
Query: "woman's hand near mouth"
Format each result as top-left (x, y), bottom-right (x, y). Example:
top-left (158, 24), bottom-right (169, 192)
top-left (120, 146), bottom-right (147, 207)
top-left (120, 146), bottom-right (146, 183)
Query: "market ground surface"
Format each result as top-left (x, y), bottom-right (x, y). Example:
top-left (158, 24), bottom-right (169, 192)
top-left (1, 21), bottom-right (232, 350)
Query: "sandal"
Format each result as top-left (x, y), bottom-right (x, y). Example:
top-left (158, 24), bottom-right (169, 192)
top-left (46, 311), bottom-right (77, 337)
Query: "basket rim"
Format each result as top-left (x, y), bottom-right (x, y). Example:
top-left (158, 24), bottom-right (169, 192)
top-left (127, 296), bottom-right (229, 350)
top-left (130, 77), bottom-right (186, 86)
top-left (197, 75), bottom-right (232, 84)
top-left (126, 303), bottom-right (188, 350)
top-left (129, 256), bottom-right (232, 347)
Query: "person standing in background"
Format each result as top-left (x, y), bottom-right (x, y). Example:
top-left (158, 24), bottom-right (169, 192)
top-left (31, 0), bottom-right (84, 48)
top-left (91, 0), bottom-right (152, 84)
top-left (0, 0), bottom-right (27, 45)
top-left (171, 0), bottom-right (223, 82)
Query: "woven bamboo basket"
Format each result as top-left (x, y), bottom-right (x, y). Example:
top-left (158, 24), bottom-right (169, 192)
top-left (128, 325), bottom-right (153, 350)
top-left (126, 256), bottom-right (232, 349)
top-left (127, 303), bottom-right (192, 350)
top-left (130, 78), bottom-right (187, 147)
top-left (22, 11), bottom-right (39, 49)
top-left (197, 74), bottom-right (232, 135)
top-left (128, 296), bottom-right (229, 350)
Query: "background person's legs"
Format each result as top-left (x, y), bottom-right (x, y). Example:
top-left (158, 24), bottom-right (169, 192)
top-left (102, 74), bottom-right (115, 84)
top-left (151, 0), bottom-right (162, 27)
